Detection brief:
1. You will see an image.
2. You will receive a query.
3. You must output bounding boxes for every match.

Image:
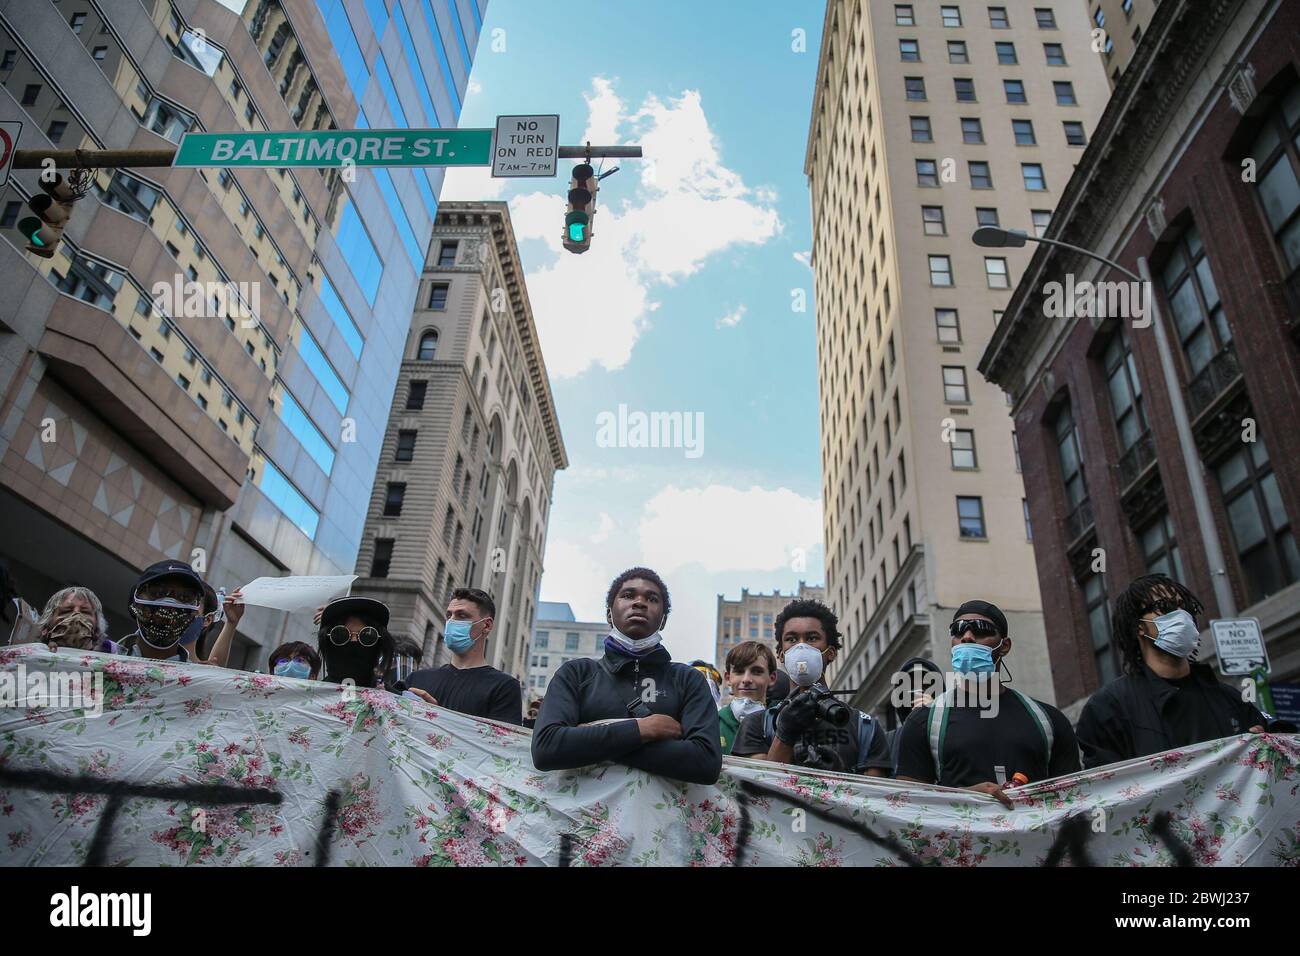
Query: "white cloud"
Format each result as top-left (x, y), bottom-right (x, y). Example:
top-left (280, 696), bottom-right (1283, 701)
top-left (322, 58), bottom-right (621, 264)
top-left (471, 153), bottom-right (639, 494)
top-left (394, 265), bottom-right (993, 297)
top-left (467, 79), bottom-right (483, 96)
top-left (439, 166), bottom-right (507, 202)
top-left (581, 76), bottom-right (624, 146)
top-left (591, 512), bottom-right (615, 543)
top-left (793, 250), bottom-right (811, 268)
top-left (538, 538), bottom-right (610, 625)
top-left (716, 304), bottom-right (746, 329)
top-left (638, 484), bottom-right (821, 574)
top-left (504, 79), bottom-right (780, 378)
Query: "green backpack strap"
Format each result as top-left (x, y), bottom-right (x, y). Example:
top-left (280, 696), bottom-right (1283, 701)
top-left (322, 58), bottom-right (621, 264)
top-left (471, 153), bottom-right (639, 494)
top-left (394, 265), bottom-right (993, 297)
top-left (1009, 688), bottom-right (1054, 762)
top-left (927, 689), bottom-right (955, 784)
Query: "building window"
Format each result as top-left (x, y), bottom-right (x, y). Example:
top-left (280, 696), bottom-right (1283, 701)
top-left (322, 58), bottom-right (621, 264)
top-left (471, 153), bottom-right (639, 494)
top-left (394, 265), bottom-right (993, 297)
top-left (995, 41), bottom-right (1017, 64)
top-left (406, 380), bottom-right (427, 410)
top-left (905, 76), bottom-right (927, 101)
top-left (976, 207), bottom-right (1000, 227)
top-left (1082, 571), bottom-right (1116, 685)
top-left (989, 6), bottom-right (1010, 29)
top-left (1031, 209), bottom-right (1052, 236)
top-left (910, 115), bottom-right (933, 142)
top-left (428, 282), bottom-right (449, 309)
top-left (1063, 121), bottom-right (1087, 146)
top-left (566, 633), bottom-right (579, 650)
top-left (929, 255), bottom-right (954, 286)
top-left (1103, 326), bottom-right (1147, 454)
top-left (942, 365), bottom-right (969, 403)
top-left (899, 39), bottom-right (920, 62)
top-left (922, 205), bottom-right (946, 236)
top-left (1055, 403), bottom-right (1087, 511)
top-left (417, 329), bottom-right (439, 361)
top-left (955, 78), bottom-right (976, 102)
top-left (46, 121), bottom-right (67, 144)
top-left (1054, 81), bottom-right (1077, 105)
top-left (1013, 119), bottom-right (1036, 145)
top-left (1250, 84), bottom-right (1300, 294)
top-left (70, 12), bottom-right (87, 33)
top-left (1022, 163), bottom-right (1047, 191)
top-left (437, 241), bottom-right (458, 267)
top-left (961, 117), bottom-right (984, 144)
top-left (1215, 439), bottom-right (1299, 603)
top-left (1093, 7), bottom-right (1106, 28)
top-left (941, 5), bottom-right (962, 27)
top-left (1004, 79), bottom-right (1026, 103)
top-left (935, 308), bottom-right (961, 342)
top-left (1161, 223), bottom-right (1230, 378)
top-left (1, 200), bottom-right (21, 229)
top-left (383, 483), bottom-right (406, 516)
top-left (1012, 429), bottom-right (1022, 471)
top-left (1044, 42), bottom-right (1067, 65)
top-left (536, 632), bottom-right (548, 649)
top-left (951, 429), bottom-right (977, 469)
top-left (1023, 499), bottom-right (1033, 541)
top-left (969, 161), bottom-right (992, 189)
top-left (0, 50), bottom-right (15, 71)
top-left (395, 430), bottom-right (417, 462)
top-left (916, 159), bottom-right (939, 186)
top-left (1035, 8), bottom-right (1057, 29)
top-left (1140, 512), bottom-right (1185, 581)
top-left (21, 84), bottom-right (40, 106)
top-left (948, 40), bottom-right (968, 63)
top-left (895, 4), bottom-right (915, 25)
top-left (371, 539), bottom-right (394, 577)
top-left (957, 497), bottom-right (986, 538)
top-left (984, 256), bottom-right (1009, 288)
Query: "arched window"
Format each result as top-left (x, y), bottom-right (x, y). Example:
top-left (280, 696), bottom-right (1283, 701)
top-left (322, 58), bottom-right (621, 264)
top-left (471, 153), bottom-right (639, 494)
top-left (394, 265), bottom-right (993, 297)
top-left (417, 330), bottom-right (438, 361)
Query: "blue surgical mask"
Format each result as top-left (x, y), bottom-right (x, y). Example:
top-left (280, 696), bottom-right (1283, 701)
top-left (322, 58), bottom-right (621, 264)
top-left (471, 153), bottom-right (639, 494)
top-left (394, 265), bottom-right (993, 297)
top-left (952, 642), bottom-right (998, 674)
top-left (1146, 609), bottom-right (1200, 659)
top-left (274, 659), bottom-right (311, 679)
top-left (445, 618), bottom-right (483, 654)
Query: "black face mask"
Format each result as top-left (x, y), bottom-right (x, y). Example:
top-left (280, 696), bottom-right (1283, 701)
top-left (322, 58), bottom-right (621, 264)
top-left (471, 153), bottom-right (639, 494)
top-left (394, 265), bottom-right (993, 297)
top-left (323, 641), bottom-right (380, 686)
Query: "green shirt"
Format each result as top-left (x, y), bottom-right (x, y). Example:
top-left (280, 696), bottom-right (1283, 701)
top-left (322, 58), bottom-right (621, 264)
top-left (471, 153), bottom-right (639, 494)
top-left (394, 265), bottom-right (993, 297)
top-left (718, 704), bottom-right (740, 754)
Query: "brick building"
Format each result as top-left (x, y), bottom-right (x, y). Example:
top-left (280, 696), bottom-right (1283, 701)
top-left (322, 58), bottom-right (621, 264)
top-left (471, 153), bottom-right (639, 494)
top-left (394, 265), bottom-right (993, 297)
top-left (980, 0), bottom-right (1300, 717)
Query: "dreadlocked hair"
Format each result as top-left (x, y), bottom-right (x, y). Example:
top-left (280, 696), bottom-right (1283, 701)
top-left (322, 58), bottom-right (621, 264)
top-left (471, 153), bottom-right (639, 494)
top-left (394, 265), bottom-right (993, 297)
top-left (1110, 574), bottom-right (1204, 676)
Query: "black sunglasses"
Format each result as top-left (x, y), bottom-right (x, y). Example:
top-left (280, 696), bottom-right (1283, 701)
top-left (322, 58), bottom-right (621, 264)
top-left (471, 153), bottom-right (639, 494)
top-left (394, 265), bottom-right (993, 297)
top-left (949, 619), bottom-right (1001, 639)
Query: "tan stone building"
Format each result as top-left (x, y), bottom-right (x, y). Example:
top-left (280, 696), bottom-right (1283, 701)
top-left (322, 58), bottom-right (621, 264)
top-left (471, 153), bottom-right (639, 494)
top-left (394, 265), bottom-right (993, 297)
top-left (528, 602), bottom-right (606, 699)
top-left (352, 202), bottom-right (567, 684)
top-left (1084, 0), bottom-right (1161, 86)
top-left (715, 581), bottom-right (826, 674)
top-left (804, 0), bottom-right (1113, 716)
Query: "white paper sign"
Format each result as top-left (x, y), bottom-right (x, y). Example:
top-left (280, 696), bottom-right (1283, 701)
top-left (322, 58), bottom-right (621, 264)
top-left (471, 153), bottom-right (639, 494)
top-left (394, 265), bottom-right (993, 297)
top-left (237, 575), bottom-right (357, 613)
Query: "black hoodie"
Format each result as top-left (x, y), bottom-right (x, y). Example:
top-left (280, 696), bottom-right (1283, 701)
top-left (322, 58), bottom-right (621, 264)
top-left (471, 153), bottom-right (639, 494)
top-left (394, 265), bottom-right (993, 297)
top-left (531, 643), bottom-right (722, 785)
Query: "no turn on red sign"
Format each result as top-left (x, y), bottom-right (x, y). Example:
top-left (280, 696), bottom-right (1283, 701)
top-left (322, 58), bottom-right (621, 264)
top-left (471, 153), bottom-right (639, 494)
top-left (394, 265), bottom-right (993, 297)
top-left (0, 121), bottom-right (22, 190)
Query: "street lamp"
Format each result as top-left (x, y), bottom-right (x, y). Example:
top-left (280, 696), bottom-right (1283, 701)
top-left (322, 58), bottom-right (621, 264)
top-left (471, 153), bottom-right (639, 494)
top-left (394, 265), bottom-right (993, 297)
top-left (976, 226), bottom-right (1237, 618)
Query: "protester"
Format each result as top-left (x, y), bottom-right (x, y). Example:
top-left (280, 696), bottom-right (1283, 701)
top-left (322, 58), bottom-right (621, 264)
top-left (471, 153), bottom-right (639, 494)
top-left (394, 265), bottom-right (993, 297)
top-left (117, 561), bottom-right (207, 662)
top-left (317, 596), bottom-right (394, 688)
top-left (731, 599), bottom-right (892, 776)
top-left (885, 656), bottom-right (944, 774)
top-left (690, 660), bottom-right (724, 708)
top-left (405, 588), bottom-right (522, 724)
top-left (29, 586), bottom-right (109, 651)
top-left (189, 587), bottom-right (245, 668)
top-left (719, 641), bottom-right (778, 755)
top-left (531, 567), bottom-right (723, 785)
top-left (1075, 574), bottom-right (1268, 769)
top-left (524, 696), bottom-right (543, 729)
top-left (267, 640), bottom-right (322, 680)
top-left (894, 600), bottom-right (1080, 807)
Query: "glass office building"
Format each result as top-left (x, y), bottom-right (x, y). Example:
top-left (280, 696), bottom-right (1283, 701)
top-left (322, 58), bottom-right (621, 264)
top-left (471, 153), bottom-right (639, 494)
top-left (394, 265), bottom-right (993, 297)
top-left (0, 0), bottom-right (486, 663)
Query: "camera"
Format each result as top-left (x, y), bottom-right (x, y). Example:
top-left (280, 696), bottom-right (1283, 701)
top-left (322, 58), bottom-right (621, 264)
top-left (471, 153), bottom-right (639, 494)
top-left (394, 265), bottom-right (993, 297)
top-left (811, 687), bottom-right (851, 727)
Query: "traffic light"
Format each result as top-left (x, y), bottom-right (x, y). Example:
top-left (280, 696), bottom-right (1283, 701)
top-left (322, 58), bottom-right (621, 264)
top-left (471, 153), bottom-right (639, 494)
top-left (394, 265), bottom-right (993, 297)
top-left (17, 173), bottom-right (79, 259)
top-left (563, 163), bottom-right (597, 254)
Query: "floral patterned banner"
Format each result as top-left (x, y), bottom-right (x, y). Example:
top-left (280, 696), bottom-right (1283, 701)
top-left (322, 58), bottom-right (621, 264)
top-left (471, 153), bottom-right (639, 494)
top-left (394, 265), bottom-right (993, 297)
top-left (1, 644), bottom-right (1298, 866)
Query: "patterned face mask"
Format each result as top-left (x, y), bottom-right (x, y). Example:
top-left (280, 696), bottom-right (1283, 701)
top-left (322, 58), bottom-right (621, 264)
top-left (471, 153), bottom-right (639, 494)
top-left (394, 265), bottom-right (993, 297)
top-left (131, 593), bottom-right (200, 648)
top-left (47, 611), bottom-right (98, 650)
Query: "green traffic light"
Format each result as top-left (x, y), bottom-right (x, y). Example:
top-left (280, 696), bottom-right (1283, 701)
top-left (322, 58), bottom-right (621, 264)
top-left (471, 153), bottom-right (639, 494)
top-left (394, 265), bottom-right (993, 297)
top-left (568, 222), bottom-right (587, 241)
top-left (17, 217), bottom-right (45, 246)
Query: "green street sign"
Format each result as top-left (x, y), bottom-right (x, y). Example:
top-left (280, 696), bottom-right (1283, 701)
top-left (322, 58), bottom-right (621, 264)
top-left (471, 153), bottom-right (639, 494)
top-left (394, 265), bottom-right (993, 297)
top-left (172, 128), bottom-right (494, 168)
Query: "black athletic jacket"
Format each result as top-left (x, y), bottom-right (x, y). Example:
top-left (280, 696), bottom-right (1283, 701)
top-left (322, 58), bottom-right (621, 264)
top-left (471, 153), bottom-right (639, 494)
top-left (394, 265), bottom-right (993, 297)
top-left (1076, 661), bottom-right (1266, 769)
top-left (531, 643), bottom-right (722, 785)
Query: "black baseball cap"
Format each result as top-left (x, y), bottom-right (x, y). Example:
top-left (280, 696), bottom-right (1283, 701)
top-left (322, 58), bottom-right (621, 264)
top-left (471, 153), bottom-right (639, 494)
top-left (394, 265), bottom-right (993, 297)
top-left (952, 599), bottom-right (1009, 637)
top-left (132, 560), bottom-right (204, 602)
top-left (320, 596), bottom-right (390, 631)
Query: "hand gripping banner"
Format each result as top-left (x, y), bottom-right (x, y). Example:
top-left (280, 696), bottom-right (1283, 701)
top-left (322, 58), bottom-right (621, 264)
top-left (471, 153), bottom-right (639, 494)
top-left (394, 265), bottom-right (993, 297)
top-left (1, 645), bottom-right (1297, 866)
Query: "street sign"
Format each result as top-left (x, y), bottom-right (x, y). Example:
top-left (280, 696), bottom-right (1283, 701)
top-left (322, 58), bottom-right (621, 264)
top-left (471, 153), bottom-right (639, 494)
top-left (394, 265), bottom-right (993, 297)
top-left (172, 128), bottom-right (493, 168)
top-left (1268, 682), bottom-right (1300, 723)
top-left (1210, 617), bottom-right (1269, 675)
top-left (492, 114), bottom-right (560, 177)
top-left (0, 120), bottom-right (23, 190)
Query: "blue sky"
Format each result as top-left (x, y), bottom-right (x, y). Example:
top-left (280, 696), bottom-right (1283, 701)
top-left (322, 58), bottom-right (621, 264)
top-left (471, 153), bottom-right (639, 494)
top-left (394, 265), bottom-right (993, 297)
top-left (442, 0), bottom-right (827, 665)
